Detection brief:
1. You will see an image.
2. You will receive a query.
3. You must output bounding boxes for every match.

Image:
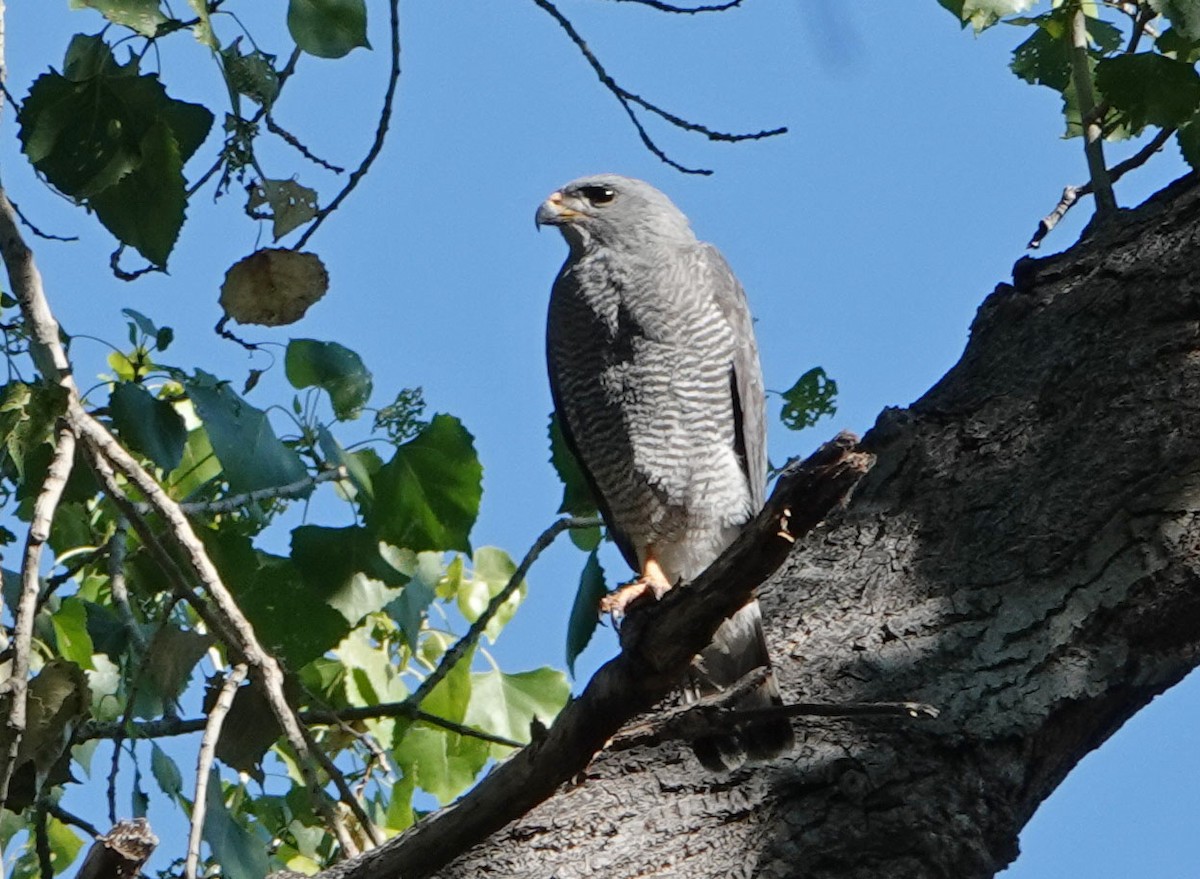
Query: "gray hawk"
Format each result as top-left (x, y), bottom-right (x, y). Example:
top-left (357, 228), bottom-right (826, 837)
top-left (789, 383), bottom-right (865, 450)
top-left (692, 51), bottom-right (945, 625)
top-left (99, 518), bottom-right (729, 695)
top-left (537, 173), bottom-right (794, 771)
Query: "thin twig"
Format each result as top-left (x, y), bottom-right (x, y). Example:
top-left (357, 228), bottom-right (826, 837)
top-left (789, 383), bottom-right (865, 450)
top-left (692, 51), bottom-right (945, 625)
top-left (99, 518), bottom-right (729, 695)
top-left (604, 0), bottom-right (742, 10)
top-left (45, 802), bottom-right (101, 839)
top-left (133, 466), bottom-right (346, 516)
top-left (80, 704), bottom-right (526, 750)
top-left (34, 806), bottom-right (52, 879)
top-left (265, 116), bottom-right (346, 173)
top-left (108, 517), bottom-right (148, 653)
top-left (7, 198), bottom-right (78, 242)
top-left (292, 0), bottom-right (401, 249)
top-left (0, 424), bottom-right (75, 809)
top-left (1028, 126), bottom-right (1174, 248)
top-left (185, 663), bottom-right (247, 879)
top-left (406, 516), bottom-right (601, 709)
top-left (531, 0), bottom-right (785, 175)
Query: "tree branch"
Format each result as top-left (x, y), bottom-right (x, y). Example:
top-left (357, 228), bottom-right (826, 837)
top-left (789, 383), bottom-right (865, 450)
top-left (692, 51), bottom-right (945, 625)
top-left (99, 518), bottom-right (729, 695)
top-left (292, 0), bottom-right (400, 250)
top-left (317, 432), bottom-right (872, 879)
top-left (1069, 3), bottom-right (1118, 220)
top-left (407, 516), bottom-right (600, 710)
top-left (1027, 126), bottom-right (1173, 248)
top-left (185, 663), bottom-right (247, 879)
top-left (530, 0), bottom-right (785, 175)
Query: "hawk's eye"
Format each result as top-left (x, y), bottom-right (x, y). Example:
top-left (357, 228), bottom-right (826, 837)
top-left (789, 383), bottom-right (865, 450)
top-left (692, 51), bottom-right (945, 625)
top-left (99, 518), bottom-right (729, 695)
top-left (579, 186), bottom-right (616, 206)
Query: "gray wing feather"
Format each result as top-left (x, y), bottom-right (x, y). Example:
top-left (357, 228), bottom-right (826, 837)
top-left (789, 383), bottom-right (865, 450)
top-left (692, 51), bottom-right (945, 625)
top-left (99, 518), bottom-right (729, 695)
top-left (698, 244), bottom-right (767, 510)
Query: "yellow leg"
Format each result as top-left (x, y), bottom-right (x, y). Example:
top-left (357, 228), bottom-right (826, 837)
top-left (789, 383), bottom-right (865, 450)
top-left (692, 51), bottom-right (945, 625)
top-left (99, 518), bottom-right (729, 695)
top-left (599, 547), bottom-right (673, 619)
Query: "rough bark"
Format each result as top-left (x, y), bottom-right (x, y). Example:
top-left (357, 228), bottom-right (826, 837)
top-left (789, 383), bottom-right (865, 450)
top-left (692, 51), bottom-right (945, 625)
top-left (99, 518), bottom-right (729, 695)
top-left (418, 175), bottom-right (1200, 879)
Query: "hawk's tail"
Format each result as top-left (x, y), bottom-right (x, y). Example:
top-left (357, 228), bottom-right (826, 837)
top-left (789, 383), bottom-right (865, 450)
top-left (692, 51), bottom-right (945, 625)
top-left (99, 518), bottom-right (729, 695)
top-left (685, 599), bottom-right (794, 772)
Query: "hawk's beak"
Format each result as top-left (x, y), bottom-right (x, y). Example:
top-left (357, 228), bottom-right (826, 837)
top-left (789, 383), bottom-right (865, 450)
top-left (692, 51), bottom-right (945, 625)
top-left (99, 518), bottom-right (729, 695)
top-left (535, 191), bottom-right (582, 229)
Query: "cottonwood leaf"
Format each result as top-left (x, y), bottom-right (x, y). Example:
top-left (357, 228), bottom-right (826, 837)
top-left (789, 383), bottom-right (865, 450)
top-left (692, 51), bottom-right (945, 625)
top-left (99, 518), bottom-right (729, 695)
top-left (566, 550), bottom-right (606, 677)
top-left (779, 367), bottom-right (838, 431)
top-left (366, 414), bottom-right (482, 553)
top-left (109, 382), bottom-right (187, 471)
top-left (287, 0), bottom-right (371, 58)
top-left (290, 524), bottom-right (407, 624)
top-left (70, 0), bottom-right (167, 36)
top-left (183, 370), bottom-right (307, 493)
top-left (1096, 52), bottom-right (1200, 133)
top-left (285, 339), bottom-right (372, 421)
top-left (463, 667), bottom-right (571, 758)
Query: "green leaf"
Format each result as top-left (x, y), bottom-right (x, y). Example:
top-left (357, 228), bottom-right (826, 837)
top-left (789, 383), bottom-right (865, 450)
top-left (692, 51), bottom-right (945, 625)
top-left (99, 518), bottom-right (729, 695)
top-left (138, 626), bottom-right (212, 718)
top-left (938, 0), bottom-right (1035, 32)
top-left (287, 0), bottom-right (371, 59)
top-left (249, 179), bottom-right (319, 241)
top-left (285, 339), bottom-right (373, 421)
top-left (1157, 26), bottom-right (1200, 63)
top-left (221, 39), bottom-right (279, 108)
top-left (1152, 0), bottom-right (1200, 41)
top-left (201, 771), bottom-right (270, 879)
top-left (0, 382), bottom-right (68, 482)
top-left (109, 382), bottom-right (187, 471)
top-left (565, 550), bottom-right (606, 677)
top-left (393, 723), bottom-right (488, 805)
top-left (70, 0), bottom-right (168, 37)
top-left (290, 525), bottom-right (407, 624)
top-left (63, 34), bottom-right (121, 80)
top-left (366, 414), bottom-right (482, 553)
top-left (43, 818), bottom-right (84, 876)
top-left (50, 598), bottom-right (95, 670)
top-left (385, 575), bottom-right (436, 653)
top-left (187, 0), bottom-right (218, 47)
top-left (453, 547), bottom-right (526, 642)
top-left (317, 426), bottom-right (375, 504)
top-left (19, 67), bottom-right (212, 199)
top-left (150, 742), bottom-right (183, 797)
top-left (165, 426), bottom-right (222, 500)
top-left (1011, 21), bottom-right (1071, 91)
top-left (184, 370), bottom-right (308, 493)
top-left (1178, 111), bottom-right (1200, 168)
top-left (463, 667), bottom-right (570, 758)
top-left (548, 411), bottom-right (597, 517)
top-left (1096, 52), bottom-right (1200, 133)
top-left (16, 660), bottom-right (88, 780)
top-left (779, 367), bottom-right (838, 431)
top-left (89, 119), bottom-right (185, 266)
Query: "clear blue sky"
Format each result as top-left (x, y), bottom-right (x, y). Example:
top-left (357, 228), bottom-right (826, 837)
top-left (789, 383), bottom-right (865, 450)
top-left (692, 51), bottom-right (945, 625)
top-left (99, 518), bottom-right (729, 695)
top-left (3, 2), bottom-right (1198, 876)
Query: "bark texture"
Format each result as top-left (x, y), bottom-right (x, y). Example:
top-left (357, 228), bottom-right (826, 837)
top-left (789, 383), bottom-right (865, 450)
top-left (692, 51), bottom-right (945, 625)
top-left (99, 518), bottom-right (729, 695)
top-left (427, 175), bottom-right (1200, 878)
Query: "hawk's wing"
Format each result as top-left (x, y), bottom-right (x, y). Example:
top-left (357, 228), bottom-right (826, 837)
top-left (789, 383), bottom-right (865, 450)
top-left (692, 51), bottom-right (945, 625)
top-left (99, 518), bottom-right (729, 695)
top-left (698, 244), bottom-right (767, 510)
top-left (546, 272), bottom-right (641, 573)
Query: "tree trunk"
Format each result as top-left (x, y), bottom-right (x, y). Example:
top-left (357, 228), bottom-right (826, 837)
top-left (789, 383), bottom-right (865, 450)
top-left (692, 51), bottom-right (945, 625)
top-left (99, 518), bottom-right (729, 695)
top-left (425, 175), bottom-right (1200, 878)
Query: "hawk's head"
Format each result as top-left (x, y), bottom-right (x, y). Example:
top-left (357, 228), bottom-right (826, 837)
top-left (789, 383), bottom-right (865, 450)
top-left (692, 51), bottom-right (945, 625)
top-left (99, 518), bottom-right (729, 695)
top-left (536, 174), bottom-right (695, 253)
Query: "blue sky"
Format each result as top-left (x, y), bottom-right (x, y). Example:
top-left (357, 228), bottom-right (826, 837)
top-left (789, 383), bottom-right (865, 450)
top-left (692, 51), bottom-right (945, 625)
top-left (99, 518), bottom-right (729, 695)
top-left (3, 1), bottom-right (1199, 876)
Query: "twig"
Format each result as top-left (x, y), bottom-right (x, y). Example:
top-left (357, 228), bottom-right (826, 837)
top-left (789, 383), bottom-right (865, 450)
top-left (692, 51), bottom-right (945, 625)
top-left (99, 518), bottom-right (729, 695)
top-left (108, 517), bottom-right (148, 653)
top-left (7, 198), bottom-right (77, 242)
top-left (80, 704), bottom-right (525, 750)
top-left (531, 0), bottom-right (785, 175)
top-left (604, 0), bottom-right (742, 10)
top-left (1028, 126), bottom-right (1173, 248)
top-left (292, 0), bottom-right (401, 249)
top-left (133, 466), bottom-right (347, 516)
top-left (320, 432), bottom-right (873, 879)
top-left (185, 663), bottom-right (247, 879)
top-left (406, 516), bottom-right (601, 709)
top-left (34, 805), bottom-right (52, 879)
top-left (265, 116), bottom-right (346, 173)
top-left (45, 803), bottom-right (102, 840)
top-left (1069, 3), bottom-right (1117, 220)
top-left (0, 423), bottom-right (76, 809)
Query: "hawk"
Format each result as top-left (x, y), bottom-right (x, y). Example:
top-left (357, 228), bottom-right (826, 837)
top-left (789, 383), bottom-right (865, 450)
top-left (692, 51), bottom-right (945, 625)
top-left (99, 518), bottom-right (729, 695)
top-left (537, 174), bottom-right (794, 771)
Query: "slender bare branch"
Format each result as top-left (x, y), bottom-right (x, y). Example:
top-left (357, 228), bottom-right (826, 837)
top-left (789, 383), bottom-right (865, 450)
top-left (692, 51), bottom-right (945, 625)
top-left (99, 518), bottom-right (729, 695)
top-left (531, 0), bottom-right (785, 175)
top-left (407, 516), bottom-right (601, 710)
top-left (293, 0), bottom-right (400, 249)
top-left (1028, 126), bottom-right (1174, 248)
top-left (0, 423), bottom-right (75, 809)
top-left (603, 0), bottom-right (743, 11)
top-left (185, 663), bottom-right (247, 879)
top-left (80, 703), bottom-right (525, 750)
top-left (133, 466), bottom-right (347, 516)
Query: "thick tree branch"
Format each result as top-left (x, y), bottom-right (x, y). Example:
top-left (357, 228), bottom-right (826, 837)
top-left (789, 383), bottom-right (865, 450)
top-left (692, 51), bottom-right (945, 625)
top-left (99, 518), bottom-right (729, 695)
top-left (317, 433), bottom-right (871, 879)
